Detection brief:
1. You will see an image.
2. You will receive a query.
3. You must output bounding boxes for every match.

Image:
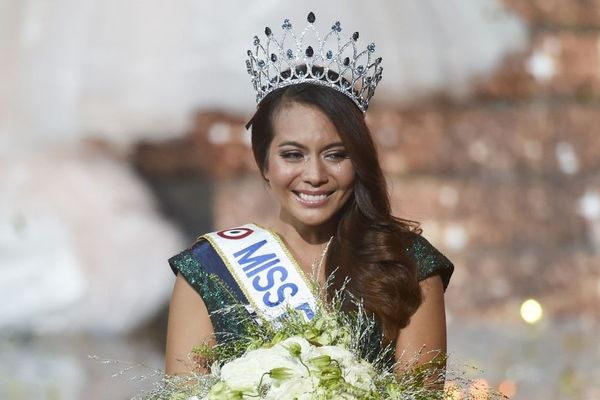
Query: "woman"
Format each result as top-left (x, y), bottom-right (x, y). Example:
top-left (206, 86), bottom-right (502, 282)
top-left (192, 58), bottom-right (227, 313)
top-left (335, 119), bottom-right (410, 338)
top-left (165, 12), bottom-right (453, 376)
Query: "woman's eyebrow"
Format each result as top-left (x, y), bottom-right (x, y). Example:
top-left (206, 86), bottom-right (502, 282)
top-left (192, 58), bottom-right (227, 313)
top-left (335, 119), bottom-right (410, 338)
top-left (322, 142), bottom-right (345, 151)
top-left (278, 140), bottom-right (307, 149)
top-left (278, 141), bottom-right (345, 150)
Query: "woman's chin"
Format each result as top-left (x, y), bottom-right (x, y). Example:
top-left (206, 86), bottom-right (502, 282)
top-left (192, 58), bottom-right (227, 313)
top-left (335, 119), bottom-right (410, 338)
top-left (283, 198), bottom-right (349, 229)
top-left (289, 210), bottom-right (337, 229)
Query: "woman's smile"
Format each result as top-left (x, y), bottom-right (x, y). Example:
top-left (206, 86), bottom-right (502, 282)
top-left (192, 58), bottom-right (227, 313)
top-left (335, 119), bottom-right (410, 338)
top-left (293, 190), bottom-right (334, 207)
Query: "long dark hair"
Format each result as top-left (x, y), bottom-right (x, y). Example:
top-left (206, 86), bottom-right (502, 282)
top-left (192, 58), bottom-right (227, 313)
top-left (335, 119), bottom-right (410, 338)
top-left (246, 83), bottom-right (423, 343)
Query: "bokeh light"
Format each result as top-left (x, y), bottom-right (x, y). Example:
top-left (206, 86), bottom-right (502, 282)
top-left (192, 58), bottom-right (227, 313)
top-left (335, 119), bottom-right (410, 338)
top-left (498, 379), bottom-right (518, 398)
top-left (520, 299), bottom-right (543, 324)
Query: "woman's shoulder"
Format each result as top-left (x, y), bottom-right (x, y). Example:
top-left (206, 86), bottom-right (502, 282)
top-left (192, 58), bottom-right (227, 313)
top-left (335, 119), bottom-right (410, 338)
top-left (167, 231), bottom-right (253, 342)
top-left (168, 236), bottom-right (210, 275)
top-left (167, 229), bottom-right (248, 303)
top-left (168, 222), bottom-right (273, 271)
top-left (401, 230), bottom-right (454, 291)
top-left (167, 225), bottom-right (257, 292)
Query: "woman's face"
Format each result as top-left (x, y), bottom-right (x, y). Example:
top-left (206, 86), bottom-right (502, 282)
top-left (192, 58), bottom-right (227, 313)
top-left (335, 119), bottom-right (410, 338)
top-left (264, 101), bottom-right (355, 229)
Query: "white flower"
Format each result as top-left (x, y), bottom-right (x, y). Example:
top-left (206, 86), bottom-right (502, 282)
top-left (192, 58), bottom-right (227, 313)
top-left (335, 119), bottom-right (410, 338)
top-left (218, 337), bottom-right (310, 392)
top-left (264, 376), bottom-right (317, 400)
top-left (306, 345), bottom-right (376, 391)
top-left (342, 360), bottom-right (376, 390)
top-left (212, 336), bottom-right (376, 399)
top-left (307, 345), bottom-right (354, 366)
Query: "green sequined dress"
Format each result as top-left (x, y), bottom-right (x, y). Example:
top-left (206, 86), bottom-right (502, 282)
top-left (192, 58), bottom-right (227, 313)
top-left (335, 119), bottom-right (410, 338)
top-left (168, 229), bottom-right (453, 361)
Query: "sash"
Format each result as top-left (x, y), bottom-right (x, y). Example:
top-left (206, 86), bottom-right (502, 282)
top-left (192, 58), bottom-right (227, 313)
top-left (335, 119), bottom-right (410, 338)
top-left (202, 224), bottom-right (317, 322)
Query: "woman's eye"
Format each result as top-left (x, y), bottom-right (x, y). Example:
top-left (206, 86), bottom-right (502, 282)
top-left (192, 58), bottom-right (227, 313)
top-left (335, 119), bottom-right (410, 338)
top-left (280, 151), bottom-right (304, 160)
top-left (325, 152), bottom-right (348, 161)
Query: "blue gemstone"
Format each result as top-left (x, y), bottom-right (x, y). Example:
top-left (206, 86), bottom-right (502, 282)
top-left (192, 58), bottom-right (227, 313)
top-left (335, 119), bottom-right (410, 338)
top-left (282, 19), bottom-right (292, 30)
top-left (287, 49), bottom-right (293, 59)
top-left (326, 50), bottom-right (333, 59)
top-left (258, 60), bottom-right (265, 68)
top-left (367, 43), bottom-right (375, 52)
top-left (357, 65), bottom-right (364, 73)
top-left (343, 57), bottom-right (350, 66)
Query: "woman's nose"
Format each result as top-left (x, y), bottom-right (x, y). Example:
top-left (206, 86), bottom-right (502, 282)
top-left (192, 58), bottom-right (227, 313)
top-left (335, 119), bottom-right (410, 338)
top-left (302, 156), bottom-right (328, 186)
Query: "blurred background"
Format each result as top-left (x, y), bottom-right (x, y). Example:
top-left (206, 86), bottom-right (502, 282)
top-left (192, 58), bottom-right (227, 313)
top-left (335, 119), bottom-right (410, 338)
top-left (1, 0), bottom-right (599, 399)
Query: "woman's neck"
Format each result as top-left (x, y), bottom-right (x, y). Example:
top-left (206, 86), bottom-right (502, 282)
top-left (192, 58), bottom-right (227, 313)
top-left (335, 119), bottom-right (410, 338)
top-left (272, 215), bottom-right (336, 245)
top-left (269, 214), bottom-right (335, 279)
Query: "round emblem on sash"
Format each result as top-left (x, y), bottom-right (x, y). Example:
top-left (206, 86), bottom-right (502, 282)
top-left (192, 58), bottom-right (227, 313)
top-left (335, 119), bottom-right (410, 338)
top-left (217, 227), bottom-right (254, 240)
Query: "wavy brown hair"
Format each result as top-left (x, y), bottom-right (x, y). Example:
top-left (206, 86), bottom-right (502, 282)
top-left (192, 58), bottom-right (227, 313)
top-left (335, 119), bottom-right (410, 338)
top-left (246, 82), bottom-right (423, 343)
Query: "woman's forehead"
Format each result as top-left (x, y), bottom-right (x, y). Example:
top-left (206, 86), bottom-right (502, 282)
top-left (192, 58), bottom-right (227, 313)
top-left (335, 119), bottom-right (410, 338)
top-left (272, 102), bottom-right (343, 145)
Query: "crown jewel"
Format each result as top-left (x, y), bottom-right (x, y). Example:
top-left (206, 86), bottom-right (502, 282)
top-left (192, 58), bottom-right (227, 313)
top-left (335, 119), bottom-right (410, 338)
top-left (245, 12), bottom-right (383, 112)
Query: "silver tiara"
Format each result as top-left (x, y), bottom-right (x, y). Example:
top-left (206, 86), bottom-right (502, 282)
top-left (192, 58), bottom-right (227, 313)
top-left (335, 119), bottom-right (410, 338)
top-left (245, 11), bottom-right (383, 113)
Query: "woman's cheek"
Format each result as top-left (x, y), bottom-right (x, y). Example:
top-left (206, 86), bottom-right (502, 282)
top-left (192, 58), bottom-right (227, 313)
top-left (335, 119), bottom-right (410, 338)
top-left (273, 163), bottom-right (301, 184)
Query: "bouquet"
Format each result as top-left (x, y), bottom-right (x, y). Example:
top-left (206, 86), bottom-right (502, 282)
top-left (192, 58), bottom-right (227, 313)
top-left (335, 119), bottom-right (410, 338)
top-left (134, 287), bottom-right (477, 400)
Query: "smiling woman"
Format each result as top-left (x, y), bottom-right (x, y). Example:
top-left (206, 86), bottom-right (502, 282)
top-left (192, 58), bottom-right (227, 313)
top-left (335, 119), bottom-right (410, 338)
top-left (164, 12), bottom-right (454, 381)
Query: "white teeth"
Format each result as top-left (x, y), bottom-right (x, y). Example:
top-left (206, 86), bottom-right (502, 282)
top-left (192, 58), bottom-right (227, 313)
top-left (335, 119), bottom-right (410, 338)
top-left (297, 192), bottom-right (328, 202)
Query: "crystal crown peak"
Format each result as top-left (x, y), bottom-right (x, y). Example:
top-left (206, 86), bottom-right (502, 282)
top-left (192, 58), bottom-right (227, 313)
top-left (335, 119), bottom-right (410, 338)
top-left (245, 11), bottom-right (383, 113)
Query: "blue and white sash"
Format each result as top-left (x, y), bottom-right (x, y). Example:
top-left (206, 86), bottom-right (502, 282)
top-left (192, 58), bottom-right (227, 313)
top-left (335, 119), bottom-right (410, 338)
top-left (203, 224), bottom-right (317, 322)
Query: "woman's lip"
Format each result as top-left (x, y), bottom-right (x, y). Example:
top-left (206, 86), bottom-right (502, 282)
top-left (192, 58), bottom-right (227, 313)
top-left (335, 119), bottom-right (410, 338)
top-left (294, 190), bottom-right (333, 195)
top-left (293, 191), bottom-right (333, 207)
